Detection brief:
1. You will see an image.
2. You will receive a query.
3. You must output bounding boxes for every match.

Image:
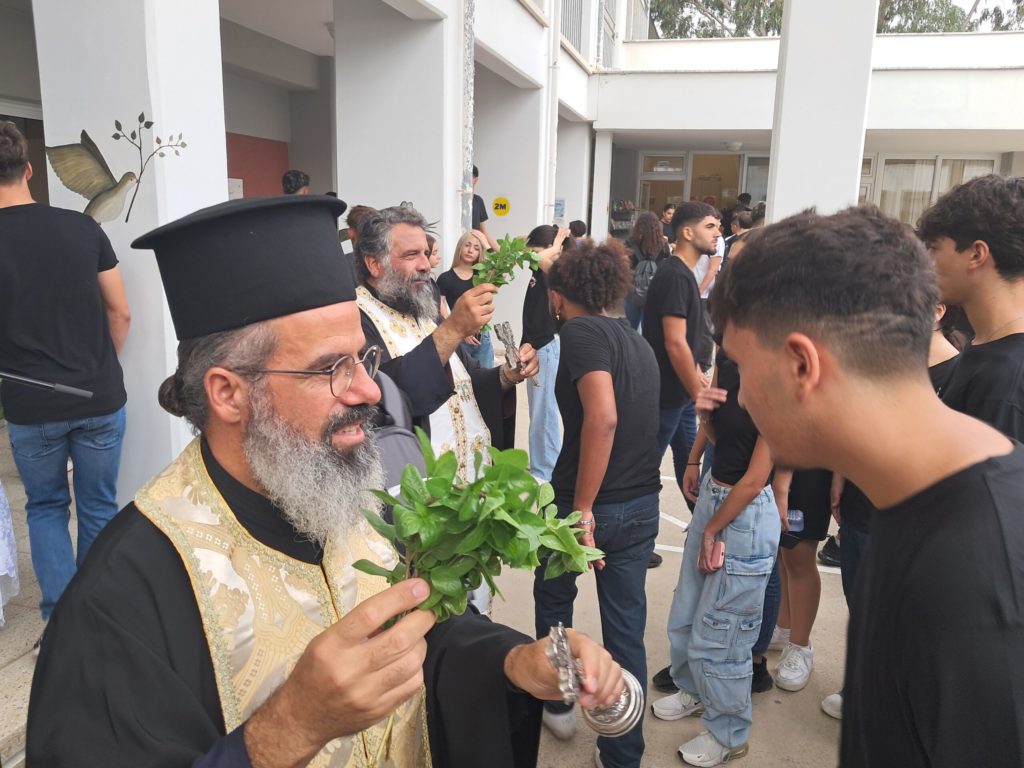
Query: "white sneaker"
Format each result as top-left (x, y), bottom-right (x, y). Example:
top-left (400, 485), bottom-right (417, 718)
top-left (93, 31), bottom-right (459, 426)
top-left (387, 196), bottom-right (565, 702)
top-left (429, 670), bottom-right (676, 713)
top-left (542, 707), bottom-right (577, 740)
top-left (652, 690), bottom-right (704, 721)
top-left (679, 730), bottom-right (749, 767)
top-left (775, 642), bottom-right (814, 691)
top-left (821, 692), bottom-right (843, 720)
top-left (767, 625), bottom-right (790, 652)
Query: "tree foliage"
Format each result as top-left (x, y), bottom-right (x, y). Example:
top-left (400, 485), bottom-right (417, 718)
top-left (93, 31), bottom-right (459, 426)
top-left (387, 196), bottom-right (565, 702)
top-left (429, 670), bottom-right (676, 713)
top-left (649, 0), bottom-right (1023, 38)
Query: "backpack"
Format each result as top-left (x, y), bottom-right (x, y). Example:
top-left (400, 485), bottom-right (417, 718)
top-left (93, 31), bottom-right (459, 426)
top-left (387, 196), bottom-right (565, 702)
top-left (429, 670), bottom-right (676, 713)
top-left (373, 371), bottom-right (425, 492)
top-left (632, 257), bottom-right (659, 304)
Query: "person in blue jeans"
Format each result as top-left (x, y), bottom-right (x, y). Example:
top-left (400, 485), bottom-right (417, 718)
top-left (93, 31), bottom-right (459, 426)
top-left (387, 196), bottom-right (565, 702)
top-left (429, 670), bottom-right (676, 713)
top-left (8, 409), bottom-right (127, 620)
top-left (0, 121), bottom-right (131, 626)
top-left (654, 350), bottom-right (780, 767)
top-left (523, 224), bottom-right (572, 482)
top-left (532, 240), bottom-right (662, 768)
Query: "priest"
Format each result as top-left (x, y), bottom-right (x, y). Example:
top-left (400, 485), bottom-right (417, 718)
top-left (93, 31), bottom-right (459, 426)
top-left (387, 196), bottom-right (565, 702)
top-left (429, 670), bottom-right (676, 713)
top-left (354, 206), bottom-right (537, 480)
top-left (26, 196), bottom-right (623, 768)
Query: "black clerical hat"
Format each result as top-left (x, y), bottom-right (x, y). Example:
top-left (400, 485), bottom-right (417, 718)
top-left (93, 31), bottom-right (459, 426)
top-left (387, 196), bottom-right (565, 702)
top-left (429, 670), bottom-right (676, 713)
top-left (132, 195), bottom-right (353, 340)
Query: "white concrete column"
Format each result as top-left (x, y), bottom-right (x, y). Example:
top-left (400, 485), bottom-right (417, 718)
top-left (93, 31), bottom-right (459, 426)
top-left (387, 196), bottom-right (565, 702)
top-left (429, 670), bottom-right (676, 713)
top-left (32, 0), bottom-right (228, 505)
top-left (766, 0), bottom-right (879, 221)
top-left (335, 0), bottom-right (460, 249)
top-left (590, 129), bottom-right (613, 240)
top-left (1003, 152), bottom-right (1024, 177)
top-left (555, 119), bottom-right (593, 226)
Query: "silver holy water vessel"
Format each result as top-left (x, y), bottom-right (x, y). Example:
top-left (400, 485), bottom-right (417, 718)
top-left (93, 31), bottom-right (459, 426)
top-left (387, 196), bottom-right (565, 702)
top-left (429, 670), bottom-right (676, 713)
top-left (545, 623), bottom-right (644, 737)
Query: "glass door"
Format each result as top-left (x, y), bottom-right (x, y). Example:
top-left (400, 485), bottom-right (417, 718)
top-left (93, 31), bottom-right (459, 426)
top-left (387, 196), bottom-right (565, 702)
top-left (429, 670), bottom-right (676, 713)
top-left (689, 154), bottom-right (742, 211)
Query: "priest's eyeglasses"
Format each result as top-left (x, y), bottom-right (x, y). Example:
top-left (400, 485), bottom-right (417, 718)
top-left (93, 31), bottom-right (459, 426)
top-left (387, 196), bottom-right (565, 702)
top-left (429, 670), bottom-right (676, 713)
top-left (237, 345), bottom-right (383, 397)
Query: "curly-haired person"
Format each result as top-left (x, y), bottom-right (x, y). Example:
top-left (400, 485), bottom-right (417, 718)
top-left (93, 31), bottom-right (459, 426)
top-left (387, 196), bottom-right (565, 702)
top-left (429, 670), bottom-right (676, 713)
top-left (532, 240), bottom-right (662, 768)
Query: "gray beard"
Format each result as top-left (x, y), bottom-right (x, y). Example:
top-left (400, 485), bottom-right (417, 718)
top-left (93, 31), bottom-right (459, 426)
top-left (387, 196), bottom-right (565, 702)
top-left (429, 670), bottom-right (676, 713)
top-left (243, 385), bottom-right (385, 546)
top-left (376, 262), bottom-right (438, 320)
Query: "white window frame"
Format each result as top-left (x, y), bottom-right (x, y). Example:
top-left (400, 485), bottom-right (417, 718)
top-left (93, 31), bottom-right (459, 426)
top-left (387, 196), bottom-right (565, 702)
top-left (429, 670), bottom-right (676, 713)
top-left (869, 152), bottom-right (1001, 209)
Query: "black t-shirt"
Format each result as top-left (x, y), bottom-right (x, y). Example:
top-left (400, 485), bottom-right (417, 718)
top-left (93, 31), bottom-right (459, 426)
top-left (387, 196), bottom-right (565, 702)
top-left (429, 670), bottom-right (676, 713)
top-left (709, 351), bottom-right (760, 486)
top-left (0, 203), bottom-right (126, 424)
top-left (641, 256), bottom-right (702, 408)
top-left (550, 316), bottom-right (661, 506)
top-left (521, 270), bottom-right (557, 350)
top-left (844, 353), bottom-right (961, 533)
top-left (928, 354), bottom-right (959, 397)
top-left (941, 334), bottom-right (1024, 440)
top-left (788, 469), bottom-right (832, 517)
top-left (436, 269), bottom-right (474, 311)
top-left (472, 194), bottom-right (488, 231)
top-left (662, 221), bottom-right (674, 242)
top-left (841, 446), bottom-right (1024, 768)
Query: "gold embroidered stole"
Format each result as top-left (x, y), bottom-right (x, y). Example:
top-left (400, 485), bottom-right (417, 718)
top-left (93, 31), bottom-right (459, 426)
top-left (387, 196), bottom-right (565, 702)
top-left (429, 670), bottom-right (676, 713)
top-left (357, 285), bottom-right (491, 480)
top-left (134, 440), bottom-right (430, 767)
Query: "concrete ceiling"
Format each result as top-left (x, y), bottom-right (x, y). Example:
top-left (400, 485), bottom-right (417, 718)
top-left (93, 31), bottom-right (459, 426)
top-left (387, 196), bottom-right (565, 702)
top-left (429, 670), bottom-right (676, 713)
top-left (219, 0), bottom-right (334, 56)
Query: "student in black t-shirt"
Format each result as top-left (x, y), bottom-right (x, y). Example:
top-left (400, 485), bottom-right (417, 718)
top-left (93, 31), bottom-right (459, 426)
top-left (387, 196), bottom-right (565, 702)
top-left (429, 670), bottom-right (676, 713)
top-left (532, 240), bottom-right (661, 767)
top-left (642, 202), bottom-right (718, 512)
top-left (819, 300), bottom-right (964, 720)
top-left (0, 122), bottom-right (131, 627)
top-left (917, 174), bottom-right (1024, 440)
top-left (522, 224), bottom-right (573, 482)
top-left (471, 165), bottom-right (499, 251)
top-left (712, 206), bottom-right (1024, 768)
top-left (436, 231), bottom-right (492, 367)
top-left (650, 346), bottom-right (780, 767)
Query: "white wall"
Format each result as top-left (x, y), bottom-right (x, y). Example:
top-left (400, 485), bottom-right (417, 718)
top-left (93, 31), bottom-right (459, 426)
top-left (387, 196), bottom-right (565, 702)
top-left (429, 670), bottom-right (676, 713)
top-left (474, 0), bottom-right (548, 88)
top-left (289, 56), bottom-right (335, 194)
top-left (335, 0), bottom-right (446, 224)
top-left (222, 70), bottom-right (291, 142)
top-left (474, 63), bottom-right (546, 341)
top-left (220, 19), bottom-right (320, 91)
top-left (34, 0), bottom-right (227, 504)
top-left (555, 118), bottom-right (593, 227)
top-left (557, 47), bottom-right (593, 121)
top-left (0, 5), bottom-right (40, 104)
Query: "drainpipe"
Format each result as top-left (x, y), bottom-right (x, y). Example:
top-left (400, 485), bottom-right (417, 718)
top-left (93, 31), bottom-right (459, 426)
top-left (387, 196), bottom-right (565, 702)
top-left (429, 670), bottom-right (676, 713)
top-left (544, 0), bottom-right (563, 224)
top-left (461, 0), bottom-right (476, 233)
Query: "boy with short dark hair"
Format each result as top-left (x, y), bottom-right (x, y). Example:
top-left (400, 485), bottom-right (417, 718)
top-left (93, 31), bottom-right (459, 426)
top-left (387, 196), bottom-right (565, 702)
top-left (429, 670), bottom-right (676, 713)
top-left (711, 205), bottom-right (1024, 768)
top-left (917, 174), bottom-right (1024, 440)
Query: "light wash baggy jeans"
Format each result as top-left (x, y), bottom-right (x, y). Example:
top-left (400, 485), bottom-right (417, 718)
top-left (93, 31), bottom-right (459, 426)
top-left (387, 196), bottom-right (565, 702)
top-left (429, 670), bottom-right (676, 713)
top-left (667, 474), bottom-right (780, 748)
top-left (526, 336), bottom-right (562, 482)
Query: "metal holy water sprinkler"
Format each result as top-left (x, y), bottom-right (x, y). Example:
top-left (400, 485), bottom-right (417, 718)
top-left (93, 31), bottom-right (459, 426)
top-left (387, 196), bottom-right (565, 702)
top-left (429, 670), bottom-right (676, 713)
top-left (545, 623), bottom-right (644, 737)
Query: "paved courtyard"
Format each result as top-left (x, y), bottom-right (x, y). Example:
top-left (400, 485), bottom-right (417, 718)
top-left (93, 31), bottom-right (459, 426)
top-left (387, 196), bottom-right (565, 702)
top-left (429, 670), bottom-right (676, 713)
top-left (0, 389), bottom-right (847, 767)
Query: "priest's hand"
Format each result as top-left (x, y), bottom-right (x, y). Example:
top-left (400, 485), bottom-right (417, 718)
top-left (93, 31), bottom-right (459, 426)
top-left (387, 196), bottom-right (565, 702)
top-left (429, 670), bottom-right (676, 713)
top-left (502, 629), bottom-right (624, 711)
top-left (244, 578), bottom-right (435, 768)
top-left (434, 284), bottom-right (498, 363)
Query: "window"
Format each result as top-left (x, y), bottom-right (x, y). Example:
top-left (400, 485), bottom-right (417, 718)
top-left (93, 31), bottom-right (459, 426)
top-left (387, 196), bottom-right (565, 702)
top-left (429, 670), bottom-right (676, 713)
top-left (876, 156), bottom-right (999, 225)
top-left (879, 159), bottom-right (936, 226)
top-left (744, 157), bottom-right (770, 206)
top-left (936, 159), bottom-right (995, 197)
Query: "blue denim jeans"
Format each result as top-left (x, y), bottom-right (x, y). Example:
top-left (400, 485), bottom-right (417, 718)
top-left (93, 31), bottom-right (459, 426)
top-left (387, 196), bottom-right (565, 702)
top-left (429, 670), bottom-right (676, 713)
top-left (527, 336), bottom-right (562, 482)
top-left (533, 492), bottom-right (660, 768)
top-left (624, 297), bottom-right (643, 330)
top-left (751, 553), bottom-right (781, 657)
top-left (667, 475), bottom-right (780, 748)
top-left (656, 402), bottom-right (698, 510)
top-left (7, 406), bottom-right (126, 620)
top-left (460, 330), bottom-right (494, 370)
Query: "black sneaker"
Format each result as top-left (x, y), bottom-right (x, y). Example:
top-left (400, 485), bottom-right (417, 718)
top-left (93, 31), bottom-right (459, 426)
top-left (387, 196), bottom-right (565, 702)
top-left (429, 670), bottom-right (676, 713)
top-left (648, 552), bottom-right (663, 569)
top-left (752, 658), bottom-right (774, 693)
top-left (652, 665), bottom-right (678, 693)
top-left (817, 535), bottom-right (841, 568)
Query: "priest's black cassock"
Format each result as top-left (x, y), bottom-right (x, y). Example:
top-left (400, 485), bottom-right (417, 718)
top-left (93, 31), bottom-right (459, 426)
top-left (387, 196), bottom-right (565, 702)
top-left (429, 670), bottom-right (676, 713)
top-left (27, 440), bottom-right (542, 767)
top-left (358, 283), bottom-right (516, 451)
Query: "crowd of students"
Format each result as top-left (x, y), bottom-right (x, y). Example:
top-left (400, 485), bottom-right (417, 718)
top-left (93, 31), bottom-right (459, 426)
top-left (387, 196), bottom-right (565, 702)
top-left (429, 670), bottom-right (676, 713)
top-left (425, 174), bottom-right (1024, 768)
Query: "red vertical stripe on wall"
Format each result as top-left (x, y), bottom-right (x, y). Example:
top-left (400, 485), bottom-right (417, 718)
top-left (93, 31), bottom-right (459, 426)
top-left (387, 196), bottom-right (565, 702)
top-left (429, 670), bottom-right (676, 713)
top-left (225, 133), bottom-right (290, 197)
